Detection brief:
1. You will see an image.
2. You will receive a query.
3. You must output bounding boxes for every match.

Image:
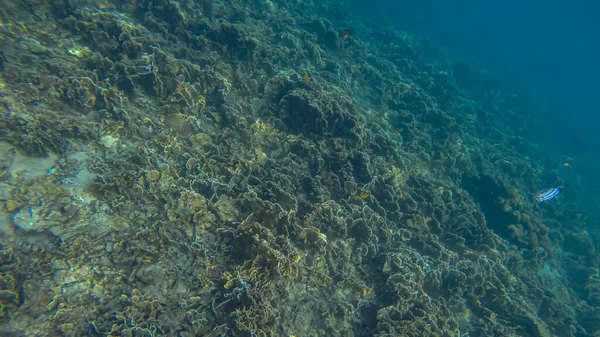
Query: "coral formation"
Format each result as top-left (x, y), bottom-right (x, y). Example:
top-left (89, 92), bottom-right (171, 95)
top-left (0, 0), bottom-right (597, 336)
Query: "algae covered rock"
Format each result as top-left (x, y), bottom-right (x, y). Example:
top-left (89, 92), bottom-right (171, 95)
top-left (278, 88), bottom-right (366, 143)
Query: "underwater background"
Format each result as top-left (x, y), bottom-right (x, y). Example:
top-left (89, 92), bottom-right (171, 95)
top-left (0, 0), bottom-right (598, 336)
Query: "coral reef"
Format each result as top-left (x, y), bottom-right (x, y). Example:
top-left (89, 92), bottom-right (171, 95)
top-left (0, 0), bottom-right (598, 336)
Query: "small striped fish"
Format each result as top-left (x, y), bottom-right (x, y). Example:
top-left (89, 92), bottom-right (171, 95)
top-left (536, 187), bottom-right (561, 202)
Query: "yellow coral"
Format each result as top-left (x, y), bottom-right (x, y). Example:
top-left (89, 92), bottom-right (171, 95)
top-left (251, 119), bottom-right (278, 139)
top-left (214, 195), bottom-right (238, 221)
top-left (224, 279), bottom-right (235, 289)
top-left (6, 200), bottom-right (18, 212)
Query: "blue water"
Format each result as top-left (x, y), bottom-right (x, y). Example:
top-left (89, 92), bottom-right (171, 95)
top-left (354, 0), bottom-right (600, 156)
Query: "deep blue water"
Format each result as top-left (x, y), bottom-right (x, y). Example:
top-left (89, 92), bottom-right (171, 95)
top-left (351, 0), bottom-right (600, 157)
